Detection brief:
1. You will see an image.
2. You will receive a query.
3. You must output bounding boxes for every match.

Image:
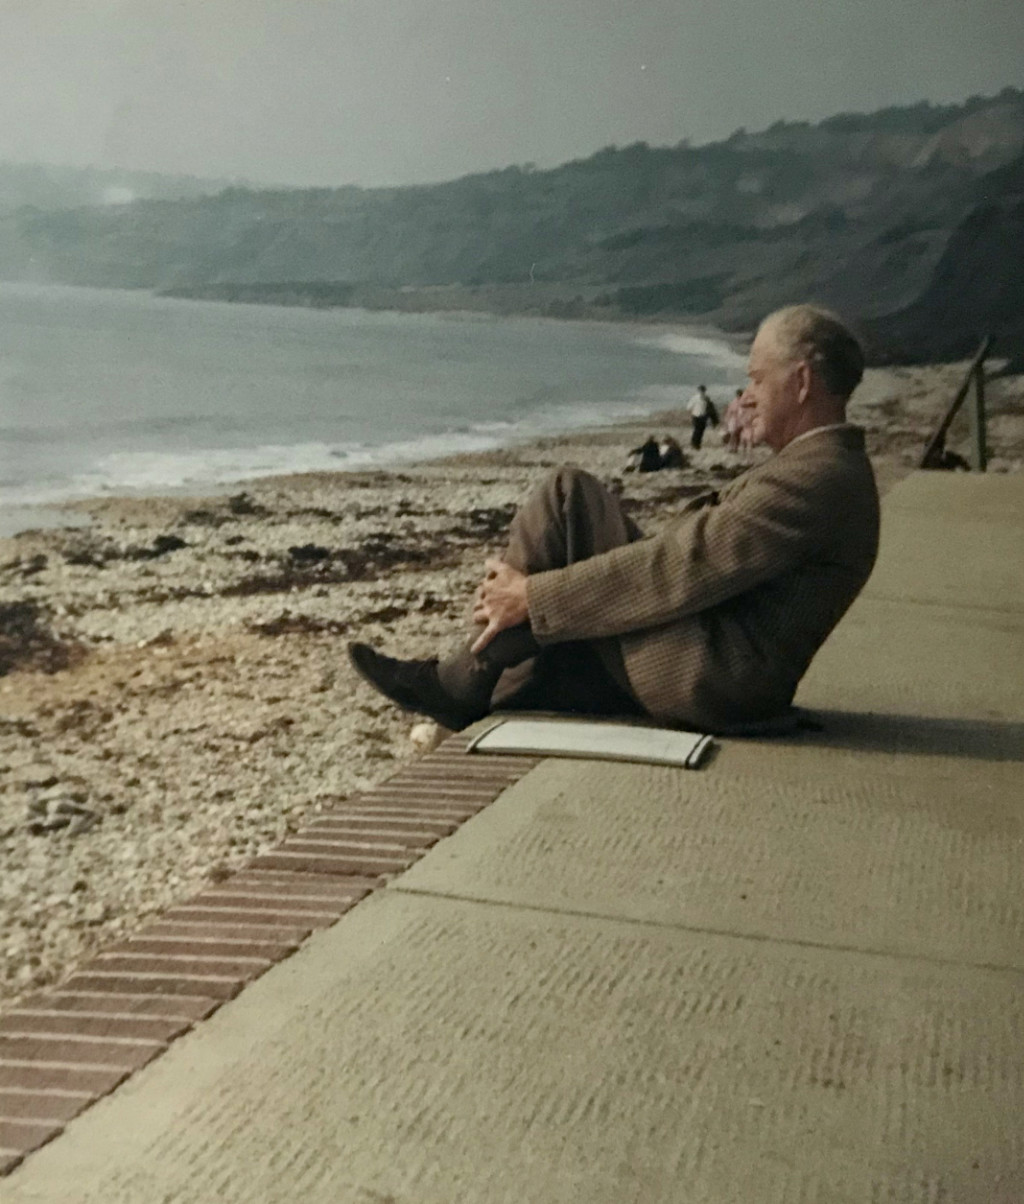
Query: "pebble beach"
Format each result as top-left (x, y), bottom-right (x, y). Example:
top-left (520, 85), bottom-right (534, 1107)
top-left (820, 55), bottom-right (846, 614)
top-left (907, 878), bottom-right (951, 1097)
top-left (2, 359), bottom-right (1022, 1014)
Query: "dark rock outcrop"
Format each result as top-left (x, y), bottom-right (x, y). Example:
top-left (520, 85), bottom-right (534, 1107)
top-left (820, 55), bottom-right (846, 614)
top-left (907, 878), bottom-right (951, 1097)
top-left (866, 182), bottom-right (1024, 366)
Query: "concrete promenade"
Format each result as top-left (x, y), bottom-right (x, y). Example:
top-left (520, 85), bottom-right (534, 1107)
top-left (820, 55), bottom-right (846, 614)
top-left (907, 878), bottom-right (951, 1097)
top-left (5, 471), bottom-right (1023, 1202)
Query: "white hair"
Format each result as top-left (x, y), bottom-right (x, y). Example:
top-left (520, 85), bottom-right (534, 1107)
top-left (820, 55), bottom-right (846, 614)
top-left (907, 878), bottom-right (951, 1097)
top-left (761, 305), bottom-right (864, 399)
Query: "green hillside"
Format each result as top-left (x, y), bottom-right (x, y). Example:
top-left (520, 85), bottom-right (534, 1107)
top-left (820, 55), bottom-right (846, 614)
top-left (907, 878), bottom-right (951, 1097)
top-left (2, 88), bottom-right (1023, 360)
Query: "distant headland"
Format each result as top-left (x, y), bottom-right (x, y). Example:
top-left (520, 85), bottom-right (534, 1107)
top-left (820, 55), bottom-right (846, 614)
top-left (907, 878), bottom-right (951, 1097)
top-left (3, 88), bottom-right (1024, 366)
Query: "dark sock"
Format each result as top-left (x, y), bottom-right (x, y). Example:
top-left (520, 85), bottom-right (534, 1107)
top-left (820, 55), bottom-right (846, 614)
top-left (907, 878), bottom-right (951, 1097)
top-left (436, 624), bottom-right (542, 710)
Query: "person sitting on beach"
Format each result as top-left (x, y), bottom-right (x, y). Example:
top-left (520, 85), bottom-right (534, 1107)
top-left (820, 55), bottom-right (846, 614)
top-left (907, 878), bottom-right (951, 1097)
top-left (625, 435), bottom-right (662, 473)
top-left (658, 434), bottom-right (686, 469)
top-left (349, 304), bottom-right (880, 734)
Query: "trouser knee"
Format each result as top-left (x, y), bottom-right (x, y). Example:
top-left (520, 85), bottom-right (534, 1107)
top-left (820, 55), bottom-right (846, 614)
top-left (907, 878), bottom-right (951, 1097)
top-left (545, 465), bottom-right (605, 508)
top-left (521, 465), bottom-right (604, 526)
top-left (508, 463), bottom-right (632, 573)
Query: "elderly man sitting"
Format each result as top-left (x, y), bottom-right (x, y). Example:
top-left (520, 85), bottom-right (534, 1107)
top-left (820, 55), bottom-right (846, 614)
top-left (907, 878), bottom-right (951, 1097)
top-left (349, 304), bottom-right (880, 733)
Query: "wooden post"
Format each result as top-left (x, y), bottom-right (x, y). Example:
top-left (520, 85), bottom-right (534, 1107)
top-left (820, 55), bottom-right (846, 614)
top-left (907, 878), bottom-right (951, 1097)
top-left (969, 362), bottom-right (987, 472)
top-left (919, 336), bottom-right (991, 470)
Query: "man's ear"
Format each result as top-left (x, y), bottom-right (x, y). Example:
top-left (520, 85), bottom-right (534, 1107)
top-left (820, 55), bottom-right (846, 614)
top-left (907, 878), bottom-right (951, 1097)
top-left (795, 361), bottom-right (813, 405)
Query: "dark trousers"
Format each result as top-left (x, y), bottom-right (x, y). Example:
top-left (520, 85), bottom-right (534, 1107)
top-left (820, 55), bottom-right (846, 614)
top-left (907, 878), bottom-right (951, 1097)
top-left (690, 415), bottom-right (708, 449)
top-left (458, 467), bottom-right (646, 718)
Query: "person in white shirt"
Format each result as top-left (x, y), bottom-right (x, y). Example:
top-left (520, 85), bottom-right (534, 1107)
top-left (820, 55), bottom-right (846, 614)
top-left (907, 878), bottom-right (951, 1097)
top-left (686, 384), bottom-right (717, 449)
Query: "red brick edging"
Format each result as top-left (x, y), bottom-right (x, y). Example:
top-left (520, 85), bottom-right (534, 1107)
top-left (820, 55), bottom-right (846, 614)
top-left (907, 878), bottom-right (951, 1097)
top-left (0, 735), bottom-right (538, 1176)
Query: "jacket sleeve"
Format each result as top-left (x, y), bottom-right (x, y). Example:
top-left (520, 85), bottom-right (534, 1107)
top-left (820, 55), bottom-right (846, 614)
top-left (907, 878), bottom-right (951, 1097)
top-left (526, 459), bottom-right (832, 642)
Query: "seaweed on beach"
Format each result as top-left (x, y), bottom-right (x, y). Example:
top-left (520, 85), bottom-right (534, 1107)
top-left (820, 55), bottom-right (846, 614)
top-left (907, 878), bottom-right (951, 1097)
top-left (247, 611), bottom-right (349, 637)
top-left (0, 600), bottom-right (84, 676)
top-left (221, 534), bottom-right (458, 598)
top-left (449, 504), bottom-right (517, 539)
top-left (124, 534), bottom-right (189, 560)
top-left (228, 492), bottom-right (270, 517)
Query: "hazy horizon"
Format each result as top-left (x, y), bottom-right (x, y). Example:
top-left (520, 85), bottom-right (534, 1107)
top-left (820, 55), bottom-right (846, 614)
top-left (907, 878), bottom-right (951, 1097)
top-left (3, 83), bottom-right (1023, 196)
top-left (2, 0), bottom-right (1023, 190)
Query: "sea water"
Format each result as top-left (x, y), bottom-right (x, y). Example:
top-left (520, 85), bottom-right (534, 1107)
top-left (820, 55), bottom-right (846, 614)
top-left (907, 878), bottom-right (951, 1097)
top-left (0, 282), bottom-right (744, 535)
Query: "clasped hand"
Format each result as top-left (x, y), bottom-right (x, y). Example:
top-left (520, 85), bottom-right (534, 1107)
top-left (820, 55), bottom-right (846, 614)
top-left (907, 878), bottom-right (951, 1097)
top-left (470, 558), bottom-right (528, 654)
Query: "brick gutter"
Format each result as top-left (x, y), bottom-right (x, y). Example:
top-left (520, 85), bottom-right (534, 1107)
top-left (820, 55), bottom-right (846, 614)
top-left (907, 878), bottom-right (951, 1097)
top-left (0, 735), bottom-right (538, 1176)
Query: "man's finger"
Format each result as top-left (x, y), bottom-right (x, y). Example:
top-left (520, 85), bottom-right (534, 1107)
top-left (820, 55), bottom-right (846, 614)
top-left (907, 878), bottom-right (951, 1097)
top-left (470, 620), bottom-right (499, 655)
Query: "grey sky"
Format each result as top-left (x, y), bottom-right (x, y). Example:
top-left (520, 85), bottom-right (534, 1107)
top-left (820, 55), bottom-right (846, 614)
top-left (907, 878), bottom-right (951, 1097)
top-left (2, 0), bottom-right (1023, 188)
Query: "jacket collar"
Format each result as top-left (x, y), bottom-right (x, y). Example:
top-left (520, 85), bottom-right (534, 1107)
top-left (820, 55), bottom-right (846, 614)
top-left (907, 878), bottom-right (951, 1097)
top-left (780, 423), bottom-right (864, 455)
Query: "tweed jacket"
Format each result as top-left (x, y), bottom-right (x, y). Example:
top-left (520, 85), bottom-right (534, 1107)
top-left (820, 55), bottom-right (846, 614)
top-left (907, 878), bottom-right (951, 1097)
top-left (526, 426), bottom-right (880, 728)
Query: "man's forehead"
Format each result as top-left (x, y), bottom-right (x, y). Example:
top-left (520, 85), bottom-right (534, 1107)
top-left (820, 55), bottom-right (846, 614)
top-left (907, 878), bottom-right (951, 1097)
top-left (748, 326), bottom-right (778, 370)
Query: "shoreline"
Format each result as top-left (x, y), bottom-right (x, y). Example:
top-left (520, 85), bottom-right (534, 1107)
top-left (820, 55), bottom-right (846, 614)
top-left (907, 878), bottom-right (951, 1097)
top-left (155, 279), bottom-right (753, 337)
top-left (0, 293), bottom-right (748, 536)
top-left (1, 359), bottom-right (1022, 1013)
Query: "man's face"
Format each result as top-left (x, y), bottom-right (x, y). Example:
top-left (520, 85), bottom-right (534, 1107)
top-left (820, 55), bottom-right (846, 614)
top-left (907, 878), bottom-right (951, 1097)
top-left (740, 325), bottom-right (802, 451)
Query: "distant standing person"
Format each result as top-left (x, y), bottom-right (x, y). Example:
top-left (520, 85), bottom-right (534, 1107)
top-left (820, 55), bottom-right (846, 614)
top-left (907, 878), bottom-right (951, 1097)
top-left (724, 388), bottom-right (745, 452)
top-left (687, 384), bottom-right (717, 450)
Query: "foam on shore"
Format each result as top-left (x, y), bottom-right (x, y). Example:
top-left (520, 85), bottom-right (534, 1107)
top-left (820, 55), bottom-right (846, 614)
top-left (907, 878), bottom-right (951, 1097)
top-left (635, 330), bottom-right (747, 370)
top-left (0, 385), bottom-right (704, 533)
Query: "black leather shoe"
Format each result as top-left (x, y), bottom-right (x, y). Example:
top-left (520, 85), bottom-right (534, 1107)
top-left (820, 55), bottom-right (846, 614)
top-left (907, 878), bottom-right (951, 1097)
top-left (347, 642), bottom-right (485, 731)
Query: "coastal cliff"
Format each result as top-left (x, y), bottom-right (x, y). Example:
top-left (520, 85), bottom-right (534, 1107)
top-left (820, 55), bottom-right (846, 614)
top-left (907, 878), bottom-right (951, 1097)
top-left (2, 89), bottom-right (1023, 361)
